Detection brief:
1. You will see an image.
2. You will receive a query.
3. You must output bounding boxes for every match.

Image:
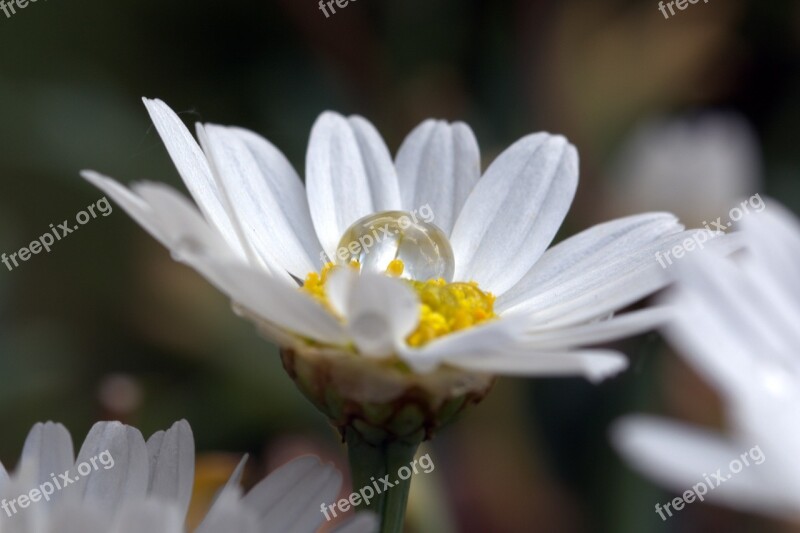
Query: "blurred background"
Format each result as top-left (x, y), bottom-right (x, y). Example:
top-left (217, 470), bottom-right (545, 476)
top-left (0, 0), bottom-right (798, 531)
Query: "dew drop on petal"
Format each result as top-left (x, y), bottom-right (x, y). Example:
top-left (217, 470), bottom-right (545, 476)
top-left (335, 211), bottom-right (455, 282)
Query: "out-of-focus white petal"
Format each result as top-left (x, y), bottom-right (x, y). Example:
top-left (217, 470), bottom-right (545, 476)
top-left (142, 98), bottom-right (245, 257)
top-left (609, 114), bottom-right (761, 228)
top-left (498, 213), bottom-right (683, 312)
top-left (73, 422), bottom-right (149, 509)
top-left (612, 416), bottom-right (797, 519)
top-left (18, 422), bottom-right (75, 492)
top-left (450, 133), bottom-right (578, 294)
top-left (145, 420), bottom-right (194, 520)
top-left (113, 499), bottom-right (184, 533)
top-left (241, 456), bottom-right (341, 533)
top-left (306, 112), bottom-right (400, 256)
top-left (395, 119), bottom-right (481, 235)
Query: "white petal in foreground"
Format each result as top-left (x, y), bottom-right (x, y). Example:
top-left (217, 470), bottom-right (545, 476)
top-left (450, 133), bottom-right (578, 295)
top-left (612, 416), bottom-right (797, 519)
top-left (327, 268), bottom-right (419, 358)
top-left (395, 119), bottom-right (481, 235)
top-left (142, 98), bottom-right (245, 258)
top-left (306, 112), bottom-right (400, 256)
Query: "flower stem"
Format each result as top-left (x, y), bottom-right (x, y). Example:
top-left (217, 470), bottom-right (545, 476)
top-left (345, 428), bottom-right (422, 533)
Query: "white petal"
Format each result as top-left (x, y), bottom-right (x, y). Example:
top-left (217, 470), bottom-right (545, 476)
top-left (328, 269), bottom-right (419, 358)
top-left (145, 420), bottom-right (194, 520)
top-left (306, 112), bottom-right (400, 256)
top-left (506, 230), bottom-right (734, 327)
top-left (498, 213), bottom-right (683, 311)
top-left (348, 116), bottom-right (402, 211)
top-left (450, 133), bottom-right (578, 294)
top-left (612, 416), bottom-right (797, 519)
top-left (81, 171), bottom-right (168, 247)
top-left (184, 254), bottom-right (349, 345)
top-left (241, 456), bottom-right (342, 533)
top-left (395, 119), bottom-right (481, 235)
top-left (398, 315), bottom-right (530, 373)
top-left (142, 98), bottom-right (245, 257)
top-left (18, 422), bottom-right (75, 490)
top-left (199, 124), bottom-right (322, 277)
top-left (73, 422), bottom-right (149, 510)
top-left (113, 499), bottom-right (184, 533)
top-left (448, 348), bottom-right (628, 382)
top-left (522, 307), bottom-right (671, 349)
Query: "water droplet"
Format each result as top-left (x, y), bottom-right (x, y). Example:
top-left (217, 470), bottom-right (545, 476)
top-left (335, 211), bottom-right (455, 281)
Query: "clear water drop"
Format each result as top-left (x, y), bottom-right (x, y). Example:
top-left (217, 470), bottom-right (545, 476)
top-left (335, 211), bottom-right (455, 282)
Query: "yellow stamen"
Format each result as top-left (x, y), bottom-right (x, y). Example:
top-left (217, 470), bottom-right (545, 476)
top-left (301, 259), bottom-right (496, 347)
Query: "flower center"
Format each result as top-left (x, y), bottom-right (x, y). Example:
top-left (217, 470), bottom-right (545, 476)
top-left (302, 259), bottom-right (497, 348)
top-left (332, 210), bottom-right (455, 282)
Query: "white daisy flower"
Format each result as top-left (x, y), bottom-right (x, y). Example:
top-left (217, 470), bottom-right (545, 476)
top-left (613, 204), bottom-right (800, 521)
top-left (81, 99), bottom-right (736, 440)
top-left (0, 420), bottom-right (376, 533)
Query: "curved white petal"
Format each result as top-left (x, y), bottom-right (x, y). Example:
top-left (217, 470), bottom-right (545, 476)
top-left (306, 112), bottom-right (400, 256)
top-left (448, 348), bottom-right (628, 382)
top-left (507, 230), bottom-right (737, 327)
top-left (498, 213), bottom-right (683, 311)
top-left (183, 254), bottom-right (349, 346)
top-left (81, 171), bottom-right (168, 248)
top-left (327, 269), bottom-right (419, 358)
top-left (145, 420), bottom-right (194, 521)
top-left (395, 119), bottom-right (481, 235)
top-left (398, 315), bottom-right (530, 373)
top-left (73, 422), bottom-right (149, 509)
top-left (612, 416), bottom-right (798, 519)
top-left (142, 98), bottom-right (245, 257)
top-left (450, 133), bottom-right (578, 294)
top-left (523, 307), bottom-right (672, 349)
top-left (199, 124), bottom-right (322, 278)
top-left (241, 456), bottom-right (342, 533)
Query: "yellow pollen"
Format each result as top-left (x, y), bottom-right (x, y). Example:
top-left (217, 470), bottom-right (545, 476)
top-left (386, 259), bottom-right (405, 277)
top-left (300, 259), bottom-right (496, 347)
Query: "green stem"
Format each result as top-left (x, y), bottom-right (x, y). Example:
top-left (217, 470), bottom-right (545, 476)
top-left (346, 428), bottom-right (422, 533)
